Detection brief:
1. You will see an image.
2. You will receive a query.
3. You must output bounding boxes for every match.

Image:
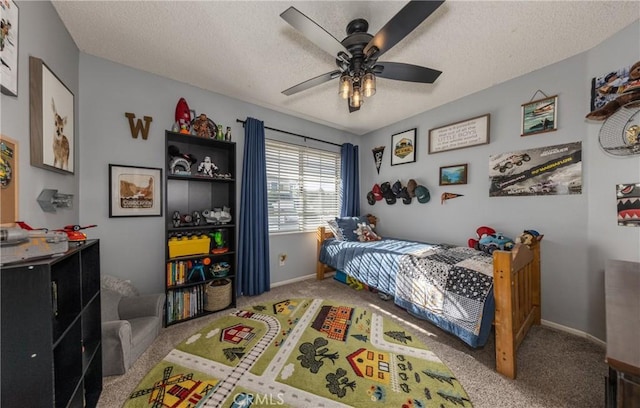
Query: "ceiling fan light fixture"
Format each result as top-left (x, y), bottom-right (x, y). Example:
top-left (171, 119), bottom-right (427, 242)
top-left (362, 72), bottom-right (376, 98)
top-left (350, 84), bottom-right (363, 108)
top-left (339, 75), bottom-right (353, 99)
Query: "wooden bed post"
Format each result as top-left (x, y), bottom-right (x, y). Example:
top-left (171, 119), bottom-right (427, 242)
top-left (316, 226), bottom-right (326, 280)
top-left (316, 226), bottom-right (336, 280)
top-left (531, 239), bottom-right (542, 325)
top-left (494, 249), bottom-right (517, 379)
top-left (493, 239), bottom-right (542, 379)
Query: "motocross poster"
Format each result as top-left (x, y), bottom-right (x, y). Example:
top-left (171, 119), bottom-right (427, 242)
top-left (489, 141), bottom-right (582, 197)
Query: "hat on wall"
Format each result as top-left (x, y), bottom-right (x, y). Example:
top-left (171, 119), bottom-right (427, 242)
top-left (366, 191), bottom-right (376, 205)
top-left (380, 182), bottom-right (396, 204)
top-left (392, 180), bottom-right (403, 196)
top-left (399, 187), bottom-right (412, 204)
top-left (372, 184), bottom-right (383, 201)
top-left (415, 185), bottom-right (431, 203)
top-left (407, 179), bottom-right (418, 197)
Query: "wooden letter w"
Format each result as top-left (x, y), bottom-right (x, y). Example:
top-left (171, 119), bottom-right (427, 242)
top-left (125, 113), bottom-right (153, 140)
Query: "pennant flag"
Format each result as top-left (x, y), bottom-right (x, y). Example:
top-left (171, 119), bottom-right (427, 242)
top-left (441, 192), bottom-right (464, 204)
top-left (372, 146), bottom-right (385, 174)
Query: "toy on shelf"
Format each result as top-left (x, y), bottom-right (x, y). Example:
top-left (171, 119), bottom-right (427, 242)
top-left (515, 230), bottom-right (543, 247)
top-left (174, 98), bottom-right (192, 134)
top-left (171, 210), bottom-right (201, 228)
top-left (16, 221), bottom-right (96, 243)
top-left (197, 156), bottom-right (218, 177)
top-left (202, 206), bottom-right (232, 224)
top-left (214, 172), bottom-right (233, 179)
top-left (168, 145), bottom-right (197, 175)
top-left (225, 127), bottom-right (232, 141)
top-left (211, 261), bottom-right (230, 277)
top-left (187, 258), bottom-right (212, 282)
top-left (210, 229), bottom-right (229, 254)
top-left (191, 113), bottom-right (216, 139)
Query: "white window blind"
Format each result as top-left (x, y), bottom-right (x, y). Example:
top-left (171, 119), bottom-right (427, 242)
top-left (265, 139), bottom-right (341, 233)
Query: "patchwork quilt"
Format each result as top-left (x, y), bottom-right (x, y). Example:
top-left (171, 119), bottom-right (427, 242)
top-left (319, 238), bottom-right (495, 347)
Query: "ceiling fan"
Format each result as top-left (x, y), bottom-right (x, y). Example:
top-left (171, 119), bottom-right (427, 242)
top-left (280, 0), bottom-right (444, 112)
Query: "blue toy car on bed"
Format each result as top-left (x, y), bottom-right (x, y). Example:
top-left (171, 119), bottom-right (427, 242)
top-left (475, 233), bottom-right (515, 254)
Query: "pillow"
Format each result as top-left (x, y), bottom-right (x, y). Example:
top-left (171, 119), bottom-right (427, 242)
top-left (101, 274), bottom-right (139, 297)
top-left (335, 215), bottom-right (370, 242)
top-left (326, 219), bottom-right (345, 241)
top-left (354, 222), bottom-right (381, 242)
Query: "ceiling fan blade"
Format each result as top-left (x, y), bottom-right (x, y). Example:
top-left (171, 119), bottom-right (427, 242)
top-left (282, 70), bottom-right (341, 96)
top-left (280, 7), bottom-right (351, 60)
top-left (364, 0), bottom-right (444, 60)
top-left (374, 62), bottom-right (442, 83)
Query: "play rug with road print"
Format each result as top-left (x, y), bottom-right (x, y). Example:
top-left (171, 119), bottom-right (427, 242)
top-left (125, 298), bottom-right (471, 408)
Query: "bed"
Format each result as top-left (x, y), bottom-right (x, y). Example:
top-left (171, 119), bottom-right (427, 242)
top-left (315, 225), bottom-right (542, 379)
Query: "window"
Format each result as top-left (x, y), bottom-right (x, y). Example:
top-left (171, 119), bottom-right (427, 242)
top-left (265, 139), bottom-right (341, 233)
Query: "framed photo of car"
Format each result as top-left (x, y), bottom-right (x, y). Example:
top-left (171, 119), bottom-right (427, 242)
top-left (521, 95), bottom-right (558, 136)
top-left (391, 128), bottom-right (416, 166)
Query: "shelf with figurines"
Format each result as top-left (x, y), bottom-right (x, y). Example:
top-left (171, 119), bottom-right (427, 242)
top-left (168, 144), bottom-right (234, 182)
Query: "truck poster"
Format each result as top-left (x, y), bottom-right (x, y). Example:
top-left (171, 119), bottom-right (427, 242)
top-left (489, 142), bottom-right (582, 197)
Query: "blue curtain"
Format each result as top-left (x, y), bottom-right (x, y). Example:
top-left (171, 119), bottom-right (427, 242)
top-left (340, 143), bottom-right (360, 217)
top-left (238, 118), bottom-right (270, 296)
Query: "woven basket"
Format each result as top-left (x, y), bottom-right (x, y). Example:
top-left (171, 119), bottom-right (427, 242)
top-left (204, 279), bottom-right (232, 312)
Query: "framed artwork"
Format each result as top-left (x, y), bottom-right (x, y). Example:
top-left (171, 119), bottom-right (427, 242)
top-left (0, 134), bottom-right (18, 225)
top-left (391, 128), bottom-right (416, 166)
top-left (109, 164), bottom-right (163, 217)
top-left (439, 163), bottom-right (468, 186)
top-left (0, 0), bottom-right (18, 96)
top-left (428, 114), bottom-right (490, 154)
top-left (521, 95), bottom-right (558, 136)
top-left (29, 56), bottom-right (75, 174)
top-left (617, 183), bottom-right (640, 227)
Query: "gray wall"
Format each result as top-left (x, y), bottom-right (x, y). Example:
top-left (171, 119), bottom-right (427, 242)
top-left (358, 20), bottom-right (640, 341)
top-left (77, 54), bottom-right (352, 293)
top-left (0, 1), bottom-right (79, 230)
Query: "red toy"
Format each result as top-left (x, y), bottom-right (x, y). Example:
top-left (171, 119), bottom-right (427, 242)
top-left (174, 97), bottom-right (192, 133)
top-left (468, 225), bottom-right (496, 249)
top-left (16, 221), bottom-right (97, 242)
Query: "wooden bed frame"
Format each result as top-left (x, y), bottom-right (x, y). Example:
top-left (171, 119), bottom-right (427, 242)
top-left (315, 226), bottom-right (542, 379)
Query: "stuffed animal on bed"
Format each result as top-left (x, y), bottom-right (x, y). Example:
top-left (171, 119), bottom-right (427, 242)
top-left (515, 230), bottom-right (542, 247)
top-left (354, 222), bottom-right (381, 242)
top-left (468, 226), bottom-right (496, 249)
top-left (365, 213), bottom-right (378, 229)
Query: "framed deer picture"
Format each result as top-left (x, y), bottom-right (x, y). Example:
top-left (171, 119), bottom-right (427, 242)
top-left (29, 56), bottom-right (74, 174)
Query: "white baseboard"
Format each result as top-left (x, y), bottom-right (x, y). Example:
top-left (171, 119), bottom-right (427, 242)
top-left (271, 272), bottom-right (325, 288)
top-left (541, 319), bottom-right (606, 347)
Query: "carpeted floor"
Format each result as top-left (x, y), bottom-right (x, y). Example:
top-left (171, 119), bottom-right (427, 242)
top-left (98, 277), bottom-right (607, 408)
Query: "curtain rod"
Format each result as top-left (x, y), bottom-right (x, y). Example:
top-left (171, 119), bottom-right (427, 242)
top-left (236, 119), bottom-right (343, 147)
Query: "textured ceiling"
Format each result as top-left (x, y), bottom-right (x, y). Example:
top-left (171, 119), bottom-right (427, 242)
top-left (52, 1), bottom-right (640, 135)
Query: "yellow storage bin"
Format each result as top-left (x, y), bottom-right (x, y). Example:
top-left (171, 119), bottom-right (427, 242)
top-left (168, 235), bottom-right (211, 258)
